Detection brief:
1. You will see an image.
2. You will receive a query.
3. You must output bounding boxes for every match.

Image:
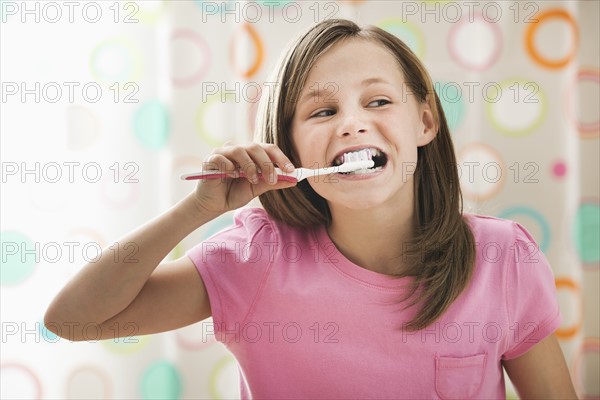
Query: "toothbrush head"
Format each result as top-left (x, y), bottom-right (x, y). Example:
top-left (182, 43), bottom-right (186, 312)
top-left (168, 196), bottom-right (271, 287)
top-left (336, 148), bottom-right (375, 173)
top-left (342, 148), bottom-right (372, 163)
top-left (336, 159), bottom-right (375, 173)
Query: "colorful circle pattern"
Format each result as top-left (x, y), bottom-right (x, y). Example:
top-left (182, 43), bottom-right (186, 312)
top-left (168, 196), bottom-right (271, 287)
top-left (4, 2), bottom-right (598, 400)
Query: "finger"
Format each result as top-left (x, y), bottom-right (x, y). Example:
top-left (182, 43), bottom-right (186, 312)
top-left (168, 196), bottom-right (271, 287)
top-left (247, 143), bottom-right (296, 185)
top-left (204, 153), bottom-right (236, 172)
top-left (219, 146), bottom-right (260, 184)
top-left (262, 143), bottom-right (296, 173)
top-left (244, 143), bottom-right (281, 185)
top-left (200, 154), bottom-right (240, 183)
top-left (210, 143), bottom-right (294, 185)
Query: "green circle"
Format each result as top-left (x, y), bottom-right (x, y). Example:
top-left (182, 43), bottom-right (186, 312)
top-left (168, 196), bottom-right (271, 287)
top-left (1, 231), bottom-right (37, 286)
top-left (435, 81), bottom-right (466, 132)
top-left (486, 78), bottom-right (547, 137)
top-left (170, 243), bottom-right (185, 261)
top-left (497, 206), bottom-right (551, 253)
top-left (377, 19), bottom-right (425, 59)
top-left (574, 203), bottom-right (600, 263)
top-left (90, 37), bottom-right (141, 83)
top-left (133, 101), bottom-right (170, 150)
top-left (134, 2), bottom-right (163, 24)
top-left (39, 318), bottom-right (59, 342)
top-left (102, 335), bottom-right (150, 355)
top-left (196, 96), bottom-right (236, 147)
top-left (141, 361), bottom-right (182, 400)
top-left (209, 355), bottom-right (237, 399)
top-left (203, 213), bottom-right (234, 240)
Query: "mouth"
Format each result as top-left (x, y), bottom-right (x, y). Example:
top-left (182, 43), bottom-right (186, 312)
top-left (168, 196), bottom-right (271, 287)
top-left (331, 147), bottom-right (388, 175)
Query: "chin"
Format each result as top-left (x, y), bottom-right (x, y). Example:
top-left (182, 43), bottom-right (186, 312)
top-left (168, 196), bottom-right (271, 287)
top-left (328, 195), bottom-right (389, 211)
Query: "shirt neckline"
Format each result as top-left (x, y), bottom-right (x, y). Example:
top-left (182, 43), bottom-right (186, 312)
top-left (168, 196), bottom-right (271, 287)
top-left (313, 224), bottom-right (415, 291)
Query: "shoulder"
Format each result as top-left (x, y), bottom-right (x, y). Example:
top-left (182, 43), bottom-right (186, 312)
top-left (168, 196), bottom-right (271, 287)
top-left (225, 207), bottom-right (311, 246)
top-left (208, 207), bottom-right (279, 244)
top-left (463, 213), bottom-right (515, 237)
top-left (459, 214), bottom-right (561, 354)
top-left (232, 207), bottom-right (274, 235)
top-left (463, 213), bottom-right (537, 247)
top-left (461, 212), bottom-right (554, 300)
top-left (462, 213), bottom-right (549, 282)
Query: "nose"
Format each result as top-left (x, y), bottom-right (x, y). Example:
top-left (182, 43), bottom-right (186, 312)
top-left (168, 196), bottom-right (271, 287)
top-left (337, 114), bottom-right (368, 138)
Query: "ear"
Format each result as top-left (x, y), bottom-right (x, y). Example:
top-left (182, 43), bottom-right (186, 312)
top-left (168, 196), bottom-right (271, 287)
top-left (416, 100), bottom-right (438, 147)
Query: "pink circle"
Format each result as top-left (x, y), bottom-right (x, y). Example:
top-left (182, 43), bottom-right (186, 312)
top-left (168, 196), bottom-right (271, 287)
top-left (565, 69), bottom-right (600, 138)
top-left (448, 13), bottom-right (503, 71)
top-left (0, 363), bottom-right (42, 399)
top-left (171, 29), bottom-right (211, 88)
top-left (552, 161), bottom-right (567, 178)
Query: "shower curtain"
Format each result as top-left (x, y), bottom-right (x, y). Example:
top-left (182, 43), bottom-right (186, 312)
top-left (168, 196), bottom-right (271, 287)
top-left (1, 1), bottom-right (598, 398)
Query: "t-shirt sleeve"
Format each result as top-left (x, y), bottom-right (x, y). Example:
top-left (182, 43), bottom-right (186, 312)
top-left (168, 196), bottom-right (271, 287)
top-left (186, 208), bottom-right (276, 339)
top-left (502, 221), bottom-right (562, 360)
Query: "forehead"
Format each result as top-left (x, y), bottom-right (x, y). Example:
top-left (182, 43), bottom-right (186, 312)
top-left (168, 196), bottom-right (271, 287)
top-left (302, 38), bottom-right (405, 87)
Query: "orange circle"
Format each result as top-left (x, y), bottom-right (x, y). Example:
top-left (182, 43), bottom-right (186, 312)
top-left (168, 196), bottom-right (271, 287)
top-left (525, 8), bottom-right (578, 69)
top-left (554, 277), bottom-right (582, 339)
top-left (229, 23), bottom-right (264, 79)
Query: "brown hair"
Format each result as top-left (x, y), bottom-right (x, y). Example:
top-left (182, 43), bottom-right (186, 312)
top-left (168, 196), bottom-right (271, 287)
top-left (256, 19), bottom-right (476, 331)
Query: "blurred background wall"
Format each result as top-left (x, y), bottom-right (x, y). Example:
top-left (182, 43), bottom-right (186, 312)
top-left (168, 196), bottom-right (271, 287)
top-left (1, 0), bottom-right (598, 398)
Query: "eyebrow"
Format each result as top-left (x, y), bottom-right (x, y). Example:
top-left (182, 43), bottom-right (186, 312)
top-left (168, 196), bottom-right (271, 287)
top-left (297, 77), bottom-right (392, 105)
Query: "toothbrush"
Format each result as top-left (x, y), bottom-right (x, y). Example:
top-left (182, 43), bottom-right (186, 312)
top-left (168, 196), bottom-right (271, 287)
top-left (180, 154), bottom-right (375, 182)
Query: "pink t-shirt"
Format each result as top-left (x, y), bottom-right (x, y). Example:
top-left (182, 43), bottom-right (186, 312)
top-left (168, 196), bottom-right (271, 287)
top-left (187, 208), bottom-right (561, 399)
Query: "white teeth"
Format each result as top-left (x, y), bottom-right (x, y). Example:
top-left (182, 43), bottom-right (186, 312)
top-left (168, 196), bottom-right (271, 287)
top-left (340, 148), bottom-right (378, 164)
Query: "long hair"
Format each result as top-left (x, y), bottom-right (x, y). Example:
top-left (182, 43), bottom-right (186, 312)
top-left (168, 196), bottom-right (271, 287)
top-left (256, 19), bottom-right (476, 331)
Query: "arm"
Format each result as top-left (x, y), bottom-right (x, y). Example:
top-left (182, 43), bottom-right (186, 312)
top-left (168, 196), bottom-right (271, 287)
top-left (44, 193), bottom-right (219, 341)
top-left (44, 143), bottom-right (296, 341)
top-left (503, 334), bottom-right (578, 399)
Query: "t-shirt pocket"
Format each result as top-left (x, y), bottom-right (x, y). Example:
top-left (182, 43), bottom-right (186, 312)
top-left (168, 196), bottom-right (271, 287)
top-left (435, 353), bottom-right (487, 399)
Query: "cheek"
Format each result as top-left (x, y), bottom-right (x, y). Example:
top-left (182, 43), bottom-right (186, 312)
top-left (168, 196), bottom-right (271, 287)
top-left (290, 122), bottom-right (303, 162)
top-left (290, 134), bottom-right (306, 166)
top-left (388, 137), bottom-right (419, 173)
top-left (291, 126), bottom-right (326, 165)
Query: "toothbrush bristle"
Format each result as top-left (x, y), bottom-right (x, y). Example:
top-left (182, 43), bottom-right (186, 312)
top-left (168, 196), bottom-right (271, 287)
top-left (342, 149), bottom-right (372, 164)
top-left (336, 149), bottom-right (376, 172)
top-left (337, 159), bottom-right (375, 172)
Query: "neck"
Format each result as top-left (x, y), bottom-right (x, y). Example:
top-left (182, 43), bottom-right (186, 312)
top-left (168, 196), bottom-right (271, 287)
top-left (327, 195), bottom-right (415, 276)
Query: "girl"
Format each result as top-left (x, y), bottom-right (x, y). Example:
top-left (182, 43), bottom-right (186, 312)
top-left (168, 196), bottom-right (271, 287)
top-left (45, 19), bottom-right (577, 399)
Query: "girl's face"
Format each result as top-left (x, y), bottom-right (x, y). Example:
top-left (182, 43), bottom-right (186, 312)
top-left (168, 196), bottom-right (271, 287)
top-left (290, 38), bottom-right (437, 211)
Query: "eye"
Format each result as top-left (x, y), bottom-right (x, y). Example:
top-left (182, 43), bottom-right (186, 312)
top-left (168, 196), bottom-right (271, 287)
top-left (367, 99), bottom-right (391, 107)
top-left (310, 109), bottom-right (335, 118)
